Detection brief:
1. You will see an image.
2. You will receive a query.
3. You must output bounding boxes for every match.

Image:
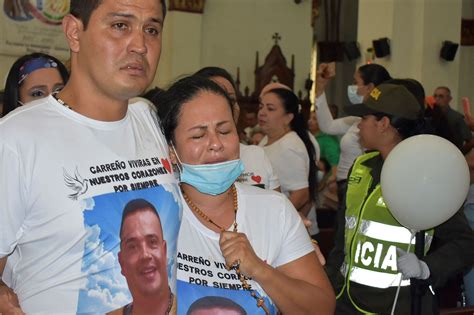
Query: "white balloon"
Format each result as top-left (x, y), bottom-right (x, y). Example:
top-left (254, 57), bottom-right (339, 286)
top-left (381, 135), bottom-right (470, 231)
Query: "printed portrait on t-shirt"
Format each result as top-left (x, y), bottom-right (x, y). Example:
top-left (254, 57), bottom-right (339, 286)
top-left (186, 295), bottom-right (247, 315)
top-left (177, 261), bottom-right (277, 315)
top-left (60, 156), bottom-right (181, 313)
top-left (75, 186), bottom-right (180, 313)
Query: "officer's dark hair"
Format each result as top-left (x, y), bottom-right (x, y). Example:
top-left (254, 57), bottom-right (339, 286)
top-left (70, 0), bottom-right (167, 30)
top-left (373, 113), bottom-right (426, 140)
top-left (187, 296), bottom-right (247, 315)
top-left (358, 64), bottom-right (392, 86)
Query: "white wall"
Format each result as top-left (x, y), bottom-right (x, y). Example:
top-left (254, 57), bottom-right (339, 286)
top-left (155, 11), bottom-right (203, 88)
top-left (419, 0), bottom-right (462, 108)
top-left (357, 0), bottom-right (469, 110)
top-left (0, 55), bottom-right (18, 86)
top-left (200, 0), bottom-right (313, 95)
top-left (458, 0), bottom-right (474, 110)
top-left (357, 0), bottom-right (394, 69)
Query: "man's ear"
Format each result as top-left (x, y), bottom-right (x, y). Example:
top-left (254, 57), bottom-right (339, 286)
top-left (118, 251), bottom-right (125, 276)
top-left (62, 14), bottom-right (83, 53)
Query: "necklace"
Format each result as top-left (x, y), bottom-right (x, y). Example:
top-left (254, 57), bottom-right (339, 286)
top-left (182, 184), bottom-right (238, 232)
top-left (181, 185), bottom-right (270, 315)
top-left (52, 92), bottom-right (72, 110)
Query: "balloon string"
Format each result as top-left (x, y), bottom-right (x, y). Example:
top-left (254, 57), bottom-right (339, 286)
top-left (391, 231), bottom-right (415, 315)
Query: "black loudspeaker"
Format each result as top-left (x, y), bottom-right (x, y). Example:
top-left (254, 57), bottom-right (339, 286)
top-left (440, 41), bottom-right (459, 61)
top-left (318, 41), bottom-right (344, 62)
top-left (344, 41), bottom-right (361, 60)
top-left (372, 37), bottom-right (391, 58)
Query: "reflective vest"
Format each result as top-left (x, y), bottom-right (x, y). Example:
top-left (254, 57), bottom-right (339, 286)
top-left (337, 152), bottom-right (434, 313)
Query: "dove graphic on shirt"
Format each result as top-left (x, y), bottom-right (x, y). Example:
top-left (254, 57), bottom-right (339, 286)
top-left (63, 167), bottom-right (89, 200)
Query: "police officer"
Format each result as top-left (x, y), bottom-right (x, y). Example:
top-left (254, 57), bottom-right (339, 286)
top-left (325, 83), bottom-right (474, 314)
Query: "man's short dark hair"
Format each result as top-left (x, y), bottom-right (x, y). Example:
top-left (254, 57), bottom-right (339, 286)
top-left (187, 296), bottom-right (247, 315)
top-left (70, 0), bottom-right (167, 30)
top-left (435, 86), bottom-right (451, 96)
top-left (119, 199), bottom-right (161, 238)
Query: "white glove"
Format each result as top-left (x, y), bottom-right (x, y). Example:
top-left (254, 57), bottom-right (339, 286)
top-left (396, 248), bottom-right (430, 280)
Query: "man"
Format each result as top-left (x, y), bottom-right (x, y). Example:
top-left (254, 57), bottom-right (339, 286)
top-left (108, 199), bottom-right (173, 315)
top-left (242, 110), bottom-right (258, 142)
top-left (0, 0), bottom-right (180, 313)
top-left (432, 86), bottom-right (473, 153)
top-left (187, 296), bottom-right (247, 315)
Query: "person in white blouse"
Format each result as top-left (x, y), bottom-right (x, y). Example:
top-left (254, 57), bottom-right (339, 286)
top-left (258, 85), bottom-right (321, 240)
top-left (315, 63), bottom-right (392, 205)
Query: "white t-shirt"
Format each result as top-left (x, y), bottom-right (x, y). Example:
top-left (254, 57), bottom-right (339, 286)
top-left (337, 123), bottom-right (364, 181)
top-left (260, 131), bottom-right (320, 235)
top-left (176, 183), bottom-right (313, 314)
top-left (0, 96), bottom-right (181, 314)
top-left (238, 143), bottom-right (280, 190)
top-left (315, 93), bottom-right (364, 181)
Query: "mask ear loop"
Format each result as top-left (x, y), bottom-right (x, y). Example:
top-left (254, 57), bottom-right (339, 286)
top-left (170, 142), bottom-right (183, 173)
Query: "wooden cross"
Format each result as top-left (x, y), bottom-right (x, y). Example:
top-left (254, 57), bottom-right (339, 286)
top-left (272, 32), bottom-right (281, 45)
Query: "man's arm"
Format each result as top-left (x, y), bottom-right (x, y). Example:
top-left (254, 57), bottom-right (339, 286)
top-left (0, 257), bottom-right (23, 314)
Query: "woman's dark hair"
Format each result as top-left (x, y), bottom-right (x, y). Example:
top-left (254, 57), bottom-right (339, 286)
top-left (194, 67), bottom-right (237, 92)
top-left (358, 64), bottom-right (392, 86)
top-left (373, 113), bottom-right (427, 140)
top-left (157, 75), bottom-right (234, 144)
top-left (3, 52), bottom-right (69, 117)
top-left (70, 0), bottom-right (167, 30)
top-left (267, 88), bottom-right (318, 202)
top-left (387, 78), bottom-right (425, 112)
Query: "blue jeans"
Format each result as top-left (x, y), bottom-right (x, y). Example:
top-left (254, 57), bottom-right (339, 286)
top-left (463, 203), bottom-right (474, 306)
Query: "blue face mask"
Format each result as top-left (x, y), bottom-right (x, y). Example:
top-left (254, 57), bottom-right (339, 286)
top-left (180, 159), bottom-right (244, 195)
top-left (347, 85), bottom-right (364, 104)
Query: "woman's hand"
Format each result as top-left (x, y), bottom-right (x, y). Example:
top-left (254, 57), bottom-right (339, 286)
top-left (316, 62), bottom-right (336, 97)
top-left (219, 231), bottom-right (266, 279)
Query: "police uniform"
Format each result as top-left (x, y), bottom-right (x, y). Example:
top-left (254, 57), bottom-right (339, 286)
top-left (326, 151), bottom-right (474, 314)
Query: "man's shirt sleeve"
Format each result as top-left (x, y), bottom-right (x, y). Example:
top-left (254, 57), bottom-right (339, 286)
top-left (0, 140), bottom-right (27, 257)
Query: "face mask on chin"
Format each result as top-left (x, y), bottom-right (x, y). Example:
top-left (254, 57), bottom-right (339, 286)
top-left (347, 85), bottom-right (364, 104)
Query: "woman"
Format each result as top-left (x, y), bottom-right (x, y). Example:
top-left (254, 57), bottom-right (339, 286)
top-left (194, 66), bottom-right (280, 191)
top-left (327, 83), bottom-right (474, 314)
top-left (316, 63), bottom-right (391, 205)
top-left (2, 52), bottom-right (69, 117)
top-left (158, 75), bottom-right (335, 314)
top-left (258, 87), bottom-right (320, 240)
